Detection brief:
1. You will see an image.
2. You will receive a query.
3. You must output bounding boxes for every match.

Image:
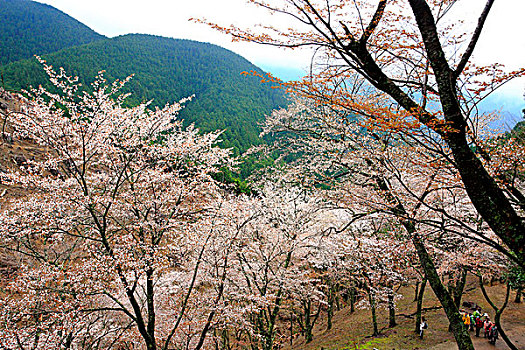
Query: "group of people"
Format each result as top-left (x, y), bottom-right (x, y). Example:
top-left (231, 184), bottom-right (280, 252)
top-left (418, 306), bottom-right (502, 345)
top-left (461, 308), bottom-right (499, 345)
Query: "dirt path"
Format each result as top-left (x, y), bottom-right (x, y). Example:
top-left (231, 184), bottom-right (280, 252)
top-left (429, 324), bottom-right (525, 350)
top-left (287, 278), bottom-right (525, 350)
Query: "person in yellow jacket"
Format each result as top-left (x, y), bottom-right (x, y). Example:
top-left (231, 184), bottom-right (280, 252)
top-left (463, 312), bottom-right (471, 329)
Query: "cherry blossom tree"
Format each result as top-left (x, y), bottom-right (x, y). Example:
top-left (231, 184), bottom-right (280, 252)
top-left (202, 0), bottom-right (525, 269)
top-left (256, 93), bottom-right (521, 348)
top-left (0, 60), bottom-right (240, 350)
top-left (205, 4), bottom-right (525, 345)
top-left (239, 183), bottom-right (329, 349)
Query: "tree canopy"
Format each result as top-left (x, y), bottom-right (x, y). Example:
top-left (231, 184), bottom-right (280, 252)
top-left (0, 0), bottom-right (104, 66)
top-left (1, 34), bottom-right (287, 156)
top-left (205, 1), bottom-right (525, 349)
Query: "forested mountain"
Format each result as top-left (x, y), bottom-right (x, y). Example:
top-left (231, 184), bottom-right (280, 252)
top-left (0, 0), bottom-right (104, 66)
top-left (1, 34), bottom-right (286, 154)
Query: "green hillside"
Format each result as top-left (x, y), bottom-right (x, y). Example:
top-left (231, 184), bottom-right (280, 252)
top-left (0, 0), bottom-right (104, 65)
top-left (0, 34), bottom-right (286, 154)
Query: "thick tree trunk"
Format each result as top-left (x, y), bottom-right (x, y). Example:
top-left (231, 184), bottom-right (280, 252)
top-left (350, 285), bottom-right (356, 313)
top-left (303, 300), bottom-right (312, 343)
top-left (449, 268), bottom-right (467, 332)
top-left (406, 0), bottom-right (525, 269)
top-left (304, 327), bottom-right (313, 344)
top-left (414, 281), bottom-right (420, 302)
top-left (63, 331), bottom-right (73, 349)
top-left (388, 287), bottom-right (396, 328)
top-left (415, 278), bottom-right (427, 333)
top-left (443, 89), bottom-right (524, 270)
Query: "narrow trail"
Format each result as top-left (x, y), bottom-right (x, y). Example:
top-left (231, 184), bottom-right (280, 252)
top-left (287, 279), bottom-right (525, 350)
top-left (429, 324), bottom-right (525, 350)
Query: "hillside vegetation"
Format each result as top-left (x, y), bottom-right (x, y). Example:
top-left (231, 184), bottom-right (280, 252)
top-left (0, 34), bottom-right (286, 155)
top-left (0, 0), bottom-right (104, 66)
top-left (3, 1), bottom-right (524, 350)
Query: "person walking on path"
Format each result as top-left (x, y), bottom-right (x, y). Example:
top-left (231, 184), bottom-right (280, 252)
top-left (484, 319), bottom-right (492, 338)
top-left (473, 308), bottom-right (482, 318)
top-left (475, 316), bottom-right (483, 337)
top-left (489, 324), bottom-right (499, 345)
top-left (419, 317), bottom-right (428, 339)
top-left (463, 312), bottom-right (471, 330)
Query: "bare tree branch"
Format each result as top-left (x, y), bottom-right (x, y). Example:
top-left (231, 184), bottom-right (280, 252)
top-left (453, 0), bottom-right (495, 79)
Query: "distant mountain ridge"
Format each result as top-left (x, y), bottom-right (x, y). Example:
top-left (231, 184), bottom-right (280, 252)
top-left (0, 0), bottom-right (105, 66)
top-left (1, 34), bottom-right (286, 153)
top-left (0, 1), bottom-right (286, 155)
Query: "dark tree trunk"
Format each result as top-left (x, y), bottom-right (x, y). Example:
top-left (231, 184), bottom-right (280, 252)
top-left (303, 301), bottom-right (313, 343)
top-left (367, 287), bottom-right (379, 336)
top-left (515, 288), bottom-right (522, 303)
top-left (449, 268), bottom-right (467, 332)
top-left (370, 173), bottom-right (474, 349)
top-left (415, 278), bottom-right (427, 333)
top-left (388, 287), bottom-right (396, 328)
top-left (63, 332), bottom-right (73, 349)
top-left (146, 268), bottom-right (156, 350)
top-left (414, 281), bottom-right (420, 302)
top-left (350, 285), bottom-right (356, 313)
top-left (297, 299), bottom-right (321, 344)
top-left (327, 288), bottom-right (335, 330)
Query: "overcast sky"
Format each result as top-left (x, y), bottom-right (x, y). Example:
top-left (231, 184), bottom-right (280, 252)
top-left (36, 0), bottom-right (525, 120)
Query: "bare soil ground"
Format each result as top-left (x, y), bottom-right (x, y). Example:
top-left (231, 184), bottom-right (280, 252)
top-left (0, 125), bottom-right (48, 198)
top-left (284, 278), bottom-right (524, 350)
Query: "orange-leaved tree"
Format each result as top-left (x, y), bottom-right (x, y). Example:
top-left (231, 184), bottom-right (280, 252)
top-left (201, 0), bottom-right (525, 268)
top-left (199, 1), bottom-right (525, 349)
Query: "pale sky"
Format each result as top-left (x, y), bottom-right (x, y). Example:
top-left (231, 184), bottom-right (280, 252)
top-left (36, 0), bottom-right (525, 120)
